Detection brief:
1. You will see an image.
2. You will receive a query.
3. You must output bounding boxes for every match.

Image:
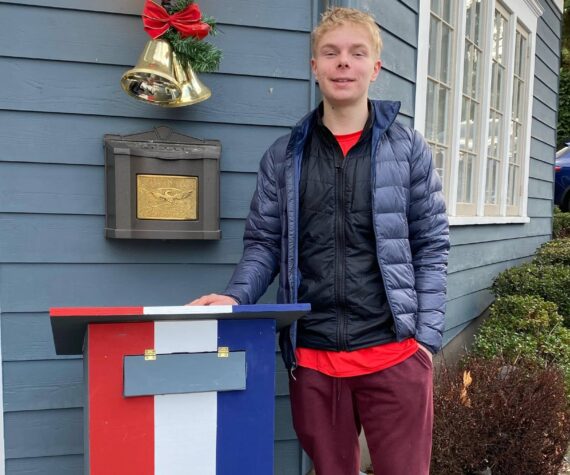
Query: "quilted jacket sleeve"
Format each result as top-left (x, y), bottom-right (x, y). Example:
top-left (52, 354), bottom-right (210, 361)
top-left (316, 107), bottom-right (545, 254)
top-left (408, 130), bottom-right (450, 354)
top-left (222, 146), bottom-right (282, 305)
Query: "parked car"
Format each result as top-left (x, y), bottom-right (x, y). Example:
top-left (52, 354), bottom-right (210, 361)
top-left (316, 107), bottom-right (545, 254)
top-left (555, 143), bottom-right (570, 212)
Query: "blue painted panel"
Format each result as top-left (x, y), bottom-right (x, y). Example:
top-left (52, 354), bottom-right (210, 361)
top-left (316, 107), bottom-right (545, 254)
top-left (527, 197), bottom-right (554, 217)
top-left (531, 115), bottom-right (557, 145)
top-left (3, 359), bottom-right (83, 411)
top-left (123, 352), bottom-right (246, 396)
top-left (538, 0), bottom-right (562, 36)
top-left (447, 257), bottom-right (532, 301)
top-left (0, 58), bottom-right (310, 127)
top-left (0, 0), bottom-right (313, 31)
top-left (449, 217), bottom-right (550, 246)
top-left (353, 0), bottom-right (418, 46)
top-left (4, 408), bottom-right (83, 458)
top-left (528, 176), bottom-right (555, 199)
top-left (530, 136), bottom-right (556, 166)
top-left (217, 319), bottom-right (276, 474)
top-left (445, 289), bottom-right (495, 331)
top-left (368, 70), bottom-right (415, 116)
top-left (0, 110), bottom-right (290, 172)
top-left (274, 395), bottom-right (296, 441)
top-left (0, 5), bottom-right (311, 80)
top-left (0, 263), bottom-right (277, 312)
top-left (533, 98), bottom-right (557, 130)
top-left (533, 71), bottom-right (558, 110)
top-left (534, 57), bottom-right (560, 93)
top-left (275, 440), bottom-right (302, 475)
top-left (379, 30), bottom-right (417, 82)
top-left (0, 215), bottom-right (246, 264)
top-left (448, 235), bottom-right (548, 274)
top-left (6, 454), bottom-right (84, 475)
top-left (531, 158), bottom-right (556, 182)
top-left (0, 162), bottom-right (257, 219)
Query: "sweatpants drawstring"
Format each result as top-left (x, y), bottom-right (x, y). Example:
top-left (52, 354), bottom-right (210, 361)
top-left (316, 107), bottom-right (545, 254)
top-left (332, 377), bottom-right (342, 426)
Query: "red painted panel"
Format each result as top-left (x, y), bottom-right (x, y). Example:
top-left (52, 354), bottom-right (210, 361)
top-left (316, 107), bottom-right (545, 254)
top-left (50, 306), bottom-right (144, 317)
top-left (88, 322), bottom-right (154, 475)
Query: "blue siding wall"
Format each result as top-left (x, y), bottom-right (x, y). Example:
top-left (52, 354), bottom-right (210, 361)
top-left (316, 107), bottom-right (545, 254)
top-left (0, 0), bottom-right (314, 473)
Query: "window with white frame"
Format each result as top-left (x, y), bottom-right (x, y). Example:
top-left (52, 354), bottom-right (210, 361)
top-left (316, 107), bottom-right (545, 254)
top-left (416, 0), bottom-right (542, 224)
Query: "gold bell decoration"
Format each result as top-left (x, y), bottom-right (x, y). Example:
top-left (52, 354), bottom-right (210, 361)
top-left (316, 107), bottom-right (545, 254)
top-left (121, 0), bottom-right (221, 107)
top-left (166, 54), bottom-right (212, 107)
top-left (121, 39), bottom-right (182, 105)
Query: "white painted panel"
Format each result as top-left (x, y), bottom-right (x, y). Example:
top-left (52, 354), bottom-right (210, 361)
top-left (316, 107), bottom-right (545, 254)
top-left (155, 392), bottom-right (217, 475)
top-left (155, 321), bottom-right (217, 354)
top-left (144, 305), bottom-right (233, 315)
top-left (154, 321), bottom-right (218, 475)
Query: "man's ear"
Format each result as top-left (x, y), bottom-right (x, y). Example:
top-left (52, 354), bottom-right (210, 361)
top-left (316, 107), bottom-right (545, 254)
top-left (371, 60), bottom-right (382, 82)
top-left (311, 57), bottom-right (318, 77)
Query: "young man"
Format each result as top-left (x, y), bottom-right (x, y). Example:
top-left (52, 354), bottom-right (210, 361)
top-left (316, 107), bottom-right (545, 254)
top-left (191, 7), bottom-right (449, 474)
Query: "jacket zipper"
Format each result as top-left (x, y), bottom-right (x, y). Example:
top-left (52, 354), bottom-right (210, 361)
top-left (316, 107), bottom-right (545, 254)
top-left (335, 153), bottom-right (348, 351)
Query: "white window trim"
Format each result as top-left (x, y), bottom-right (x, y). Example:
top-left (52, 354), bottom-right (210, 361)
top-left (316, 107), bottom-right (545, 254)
top-left (415, 0), bottom-right (543, 226)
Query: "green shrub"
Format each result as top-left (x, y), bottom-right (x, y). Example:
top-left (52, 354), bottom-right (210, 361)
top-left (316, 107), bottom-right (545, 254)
top-left (535, 238), bottom-right (570, 266)
top-left (432, 357), bottom-right (570, 475)
top-left (553, 208), bottom-right (570, 238)
top-left (472, 295), bottom-right (570, 385)
top-left (492, 263), bottom-right (570, 325)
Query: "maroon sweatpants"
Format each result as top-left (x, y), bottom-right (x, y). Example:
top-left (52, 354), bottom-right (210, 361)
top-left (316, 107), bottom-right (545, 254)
top-left (289, 349), bottom-right (433, 475)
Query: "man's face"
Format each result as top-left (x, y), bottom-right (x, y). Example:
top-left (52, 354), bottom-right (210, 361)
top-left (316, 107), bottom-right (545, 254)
top-left (311, 23), bottom-right (381, 108)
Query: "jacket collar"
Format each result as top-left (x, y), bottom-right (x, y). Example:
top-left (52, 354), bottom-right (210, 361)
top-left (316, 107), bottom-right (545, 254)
top-left (290, 99), bottom-right (401, 155)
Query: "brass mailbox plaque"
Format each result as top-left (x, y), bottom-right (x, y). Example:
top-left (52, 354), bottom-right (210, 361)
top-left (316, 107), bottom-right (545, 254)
top-left (137, 174), bottom-right (198, 221)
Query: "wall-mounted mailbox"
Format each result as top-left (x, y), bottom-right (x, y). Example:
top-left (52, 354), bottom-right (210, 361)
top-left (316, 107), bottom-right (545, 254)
top-left (104, 126), bottom-right (221, 239)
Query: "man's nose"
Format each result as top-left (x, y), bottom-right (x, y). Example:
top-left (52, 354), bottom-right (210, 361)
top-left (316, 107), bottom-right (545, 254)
top-left (337, 53), bottom-right (350, 68)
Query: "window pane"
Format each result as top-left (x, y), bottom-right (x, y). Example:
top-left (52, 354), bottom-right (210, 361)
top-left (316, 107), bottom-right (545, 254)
top-left (425, 0), bottom-right (457, 198)
top-left (429, 16), bottom-right (439, 78)
top-left (485, 158), bottom-right (499, 204)
top-left (507, 27), bottom-right (529, 212)
top-left (426, 80), bottom-right (437, 142)
top-left (437, 85), bottom-right (449, 143)
top-left (431, 0), bottom-right (441, 16)
top-left (457, 0), bottom-right (486, 209)
top-left (485, 7), bottom-right (509, 206)
top-left (442, 0), bottom-right (453, 23)
top-left (441, 24), bottom-right (452, 83)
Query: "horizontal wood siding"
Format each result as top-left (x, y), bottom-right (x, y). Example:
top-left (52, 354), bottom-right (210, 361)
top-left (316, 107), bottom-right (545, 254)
top-left (443, 0), bottom-right (560, 342)
top-left (0, 0), bottom-right (315, 472)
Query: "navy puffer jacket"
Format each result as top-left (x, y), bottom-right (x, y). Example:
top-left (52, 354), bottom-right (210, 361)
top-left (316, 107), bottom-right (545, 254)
top-left (224, 100), bottom-right (450, 369)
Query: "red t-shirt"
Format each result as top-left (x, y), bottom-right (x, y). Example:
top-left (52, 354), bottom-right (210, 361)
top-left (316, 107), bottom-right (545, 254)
top-left (296, 129), bottom-right (419, 377)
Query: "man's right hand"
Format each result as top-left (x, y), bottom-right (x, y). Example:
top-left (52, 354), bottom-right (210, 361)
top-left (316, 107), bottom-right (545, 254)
top-left (187, 294), bottom-right (238, 306)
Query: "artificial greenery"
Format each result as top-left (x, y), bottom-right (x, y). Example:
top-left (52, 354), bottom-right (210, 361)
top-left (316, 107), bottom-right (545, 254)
top-left (492, 262), bottom-right (570, 326)
top-left (162, 0), bottom-right (222, 73)
top-left (554, 207), bottom-right (570, 238)
top-left (472, 295), bottom-right (570, 386)
top-left (534, 238), bottom-right (570, 267)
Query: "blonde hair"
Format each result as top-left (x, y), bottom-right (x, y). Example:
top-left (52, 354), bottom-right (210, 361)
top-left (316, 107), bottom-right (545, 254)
top-left (312, 7), bottom-right (383, 59)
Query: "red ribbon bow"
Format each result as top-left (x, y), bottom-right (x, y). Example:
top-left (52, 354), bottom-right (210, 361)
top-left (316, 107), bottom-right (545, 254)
top-left (142, 0), bottom-right (211, 40)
